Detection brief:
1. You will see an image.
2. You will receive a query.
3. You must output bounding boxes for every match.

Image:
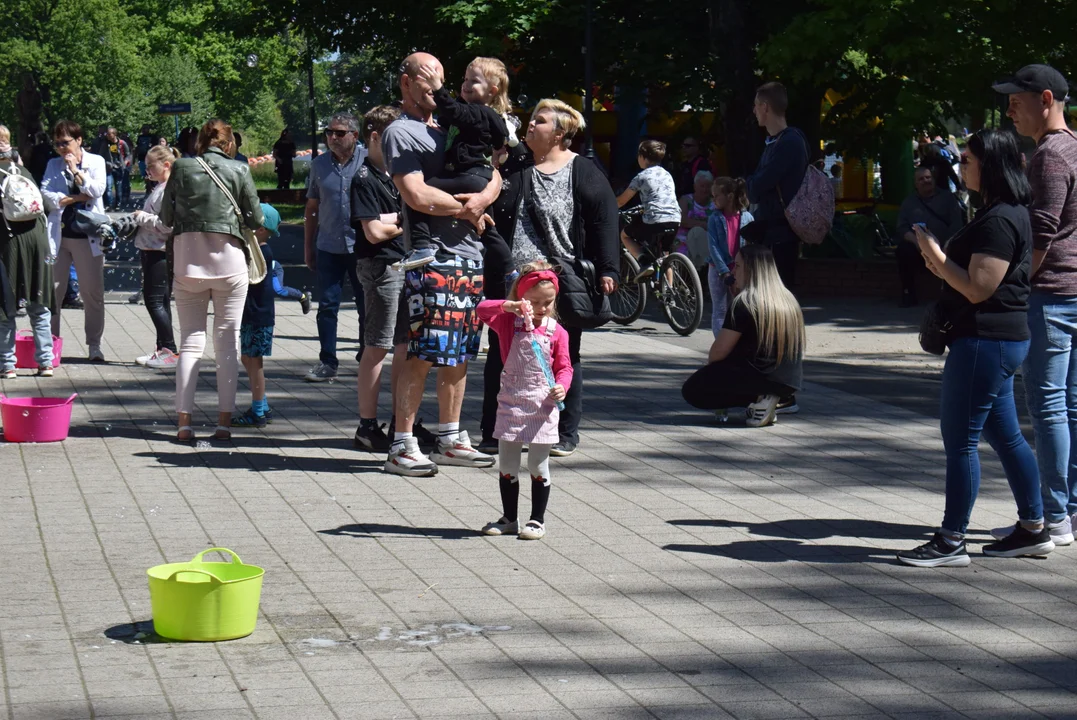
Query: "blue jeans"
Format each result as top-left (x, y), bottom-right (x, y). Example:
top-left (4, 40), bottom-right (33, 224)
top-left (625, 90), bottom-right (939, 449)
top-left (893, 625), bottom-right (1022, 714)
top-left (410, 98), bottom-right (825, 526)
top-left (940, 336), bottom-right (1042, 534)
top-left (104, 170), bottom-right (122, 206)
top-left (1023, 292), bottom-right (1077, 523)
top-left (315, 249), bottom-right (364, 369)
top-left (0, 302), bottom-right (54, 370)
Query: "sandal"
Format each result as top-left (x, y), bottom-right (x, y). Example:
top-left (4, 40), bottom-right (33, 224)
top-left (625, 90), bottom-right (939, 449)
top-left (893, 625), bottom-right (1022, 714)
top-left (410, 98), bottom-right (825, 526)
top-left (213, 425), bottom-right (232, 441)
top-left (176, 425), bottom-right (195, 443)
top-left (519, 520), bottom-right (546, 541)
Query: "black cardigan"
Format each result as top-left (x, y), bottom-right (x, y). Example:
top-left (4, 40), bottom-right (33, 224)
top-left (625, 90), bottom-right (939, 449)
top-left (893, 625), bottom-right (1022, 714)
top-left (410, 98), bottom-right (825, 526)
top-left (493, 155), bottom-right (620, 283)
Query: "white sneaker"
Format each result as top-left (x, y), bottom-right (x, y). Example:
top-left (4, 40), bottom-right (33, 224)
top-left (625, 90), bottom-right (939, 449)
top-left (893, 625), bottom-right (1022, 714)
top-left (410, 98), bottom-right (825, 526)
top-left (146, 348), bottom-right (178, 369)
top-left (1048, 516), bottom-right (1074, 546)
top-left (88, 345), bottom-right (105, 363)
top-left (481, 517), bottom-right (519, 536)
top-left (745, 394), bottom-right (779, 428)
top-left (992, 518), bottom-right (1074, 546)
top-left (430, 431), bottom-right (495, 468)
top-left (384, 437), bottom-right (439, 477)
top-left (135, 349), bottom-right (155, 366)
top-left (519, 520), bottom-right (546, 540)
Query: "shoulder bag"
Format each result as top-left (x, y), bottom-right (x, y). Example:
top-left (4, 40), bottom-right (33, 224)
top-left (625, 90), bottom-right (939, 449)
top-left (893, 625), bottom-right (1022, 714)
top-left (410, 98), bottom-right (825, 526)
top-left (195, 157), bottom-right (266, 284)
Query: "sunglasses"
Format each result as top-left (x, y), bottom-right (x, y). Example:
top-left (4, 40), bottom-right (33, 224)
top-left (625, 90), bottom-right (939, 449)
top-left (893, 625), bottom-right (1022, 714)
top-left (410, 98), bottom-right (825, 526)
top-left (54, 138), bottom-right (75, 148)
top-left (325, 129), bottom-right (352, 139)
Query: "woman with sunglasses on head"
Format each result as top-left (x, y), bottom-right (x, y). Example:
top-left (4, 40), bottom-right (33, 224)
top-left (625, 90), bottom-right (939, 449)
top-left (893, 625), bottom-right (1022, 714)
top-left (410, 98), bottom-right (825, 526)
top-left (897, 129), bottom-right (1050, 568)
top-left (40, 120), bottom-right (109, 362)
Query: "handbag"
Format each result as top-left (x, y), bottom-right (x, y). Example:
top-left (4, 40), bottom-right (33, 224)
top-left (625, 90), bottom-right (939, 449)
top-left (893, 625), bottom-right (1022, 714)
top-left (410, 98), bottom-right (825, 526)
top-left (195, 157), bottom-right (266, 284)
top-left (918, 302), bottom-right (957, 355)
top-left (522, 161), bottom-right (612, 329)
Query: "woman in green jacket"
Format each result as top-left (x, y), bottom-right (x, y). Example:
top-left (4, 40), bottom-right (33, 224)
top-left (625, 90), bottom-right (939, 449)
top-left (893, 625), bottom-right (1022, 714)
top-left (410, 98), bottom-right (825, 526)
top-left (160, 119), bottom-right (263, 443)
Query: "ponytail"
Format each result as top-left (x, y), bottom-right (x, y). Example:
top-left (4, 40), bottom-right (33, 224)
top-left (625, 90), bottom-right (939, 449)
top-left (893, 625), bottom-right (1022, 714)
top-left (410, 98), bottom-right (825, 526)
top-left (712, 176), bottom-right (750, 211)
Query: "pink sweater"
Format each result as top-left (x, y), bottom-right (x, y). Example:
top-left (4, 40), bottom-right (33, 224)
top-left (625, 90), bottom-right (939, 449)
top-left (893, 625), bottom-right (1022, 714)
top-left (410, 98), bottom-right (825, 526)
top-left (478, 300), bottom-right (573, 388)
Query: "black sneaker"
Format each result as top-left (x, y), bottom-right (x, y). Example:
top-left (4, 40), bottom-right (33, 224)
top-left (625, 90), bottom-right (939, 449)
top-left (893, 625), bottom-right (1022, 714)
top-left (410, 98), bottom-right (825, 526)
top-left (477, 436), bottom-right (499, 455)
top-left (62, 295), bottom-right (84, 310)
top-left (776, 395), bottom-right (799, 415)
top-left (896, 532), bottom-right (971, 567)
top-left (354, 422), bottom-right (390, 451)
top-left (300, 292), bottom-right (312, 315)
top-left (982, 525), bottom-right (1055, 558)
top-left (412, 418), bottom-right (439, 450)
top-left (550, 440), bottom-right (577, 458)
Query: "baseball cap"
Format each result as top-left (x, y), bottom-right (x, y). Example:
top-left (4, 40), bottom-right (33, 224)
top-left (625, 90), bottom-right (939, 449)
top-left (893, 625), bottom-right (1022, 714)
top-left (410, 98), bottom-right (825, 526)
top-left (260, 203), bottom-right (281, 238)
top-left (992, 64), bottom-right (1070, 101)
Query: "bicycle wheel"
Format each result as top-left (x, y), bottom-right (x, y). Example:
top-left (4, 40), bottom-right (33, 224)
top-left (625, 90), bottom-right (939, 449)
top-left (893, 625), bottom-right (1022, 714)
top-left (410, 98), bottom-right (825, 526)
top-left (610, 251), bottom-right (647, 325)
top-left (658, 252), bottom-right (703, 336)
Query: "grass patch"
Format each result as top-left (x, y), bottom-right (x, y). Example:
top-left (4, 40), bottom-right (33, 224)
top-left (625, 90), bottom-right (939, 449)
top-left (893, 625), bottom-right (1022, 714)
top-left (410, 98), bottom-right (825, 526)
top-left (271, 204), bottom-right (306, 224)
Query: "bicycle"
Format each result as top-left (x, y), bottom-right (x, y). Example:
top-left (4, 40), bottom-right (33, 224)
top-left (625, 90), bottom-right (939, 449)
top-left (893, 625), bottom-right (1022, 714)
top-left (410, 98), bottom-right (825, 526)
top-left (828, 202), bottom-right (895, 258)
top-left (609, 206), bottom-right (704, 336)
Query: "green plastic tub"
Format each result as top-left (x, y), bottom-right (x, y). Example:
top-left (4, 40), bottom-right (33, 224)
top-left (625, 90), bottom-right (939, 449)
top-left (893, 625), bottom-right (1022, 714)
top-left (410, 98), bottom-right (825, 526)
top-left (147, 548), bottom-right (264, 641)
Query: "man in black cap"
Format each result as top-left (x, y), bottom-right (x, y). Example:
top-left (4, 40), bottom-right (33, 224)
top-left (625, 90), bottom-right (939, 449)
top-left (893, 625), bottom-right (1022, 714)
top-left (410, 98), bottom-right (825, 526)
top-left (991, 63), bottom-right (1077, 547)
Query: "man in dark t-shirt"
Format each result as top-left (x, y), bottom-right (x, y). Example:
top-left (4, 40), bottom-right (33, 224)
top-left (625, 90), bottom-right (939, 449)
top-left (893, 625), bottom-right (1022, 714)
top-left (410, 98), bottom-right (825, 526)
top-left (350, 105), bottom-right (407, 452)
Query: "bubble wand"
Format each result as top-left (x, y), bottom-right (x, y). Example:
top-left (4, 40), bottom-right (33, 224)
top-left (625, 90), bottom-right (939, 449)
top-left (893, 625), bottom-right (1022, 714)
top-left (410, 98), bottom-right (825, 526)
top-left (520, 300), bottom-right (565, 411)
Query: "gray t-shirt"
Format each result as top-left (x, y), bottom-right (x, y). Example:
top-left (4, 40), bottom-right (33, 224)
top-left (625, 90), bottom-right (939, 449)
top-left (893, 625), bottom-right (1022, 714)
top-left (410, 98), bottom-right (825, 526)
top-left (629, 165), bottom-right (681, 224)
top-left (511, 162), bottom-right (575, 268)
top-left (382, 113), bottom-right (483, 261)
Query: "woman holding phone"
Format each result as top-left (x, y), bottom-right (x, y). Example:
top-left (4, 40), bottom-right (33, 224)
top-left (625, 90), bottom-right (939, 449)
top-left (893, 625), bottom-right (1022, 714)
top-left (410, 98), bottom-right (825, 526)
top-left (897, 128), bottom-right (1049, 568)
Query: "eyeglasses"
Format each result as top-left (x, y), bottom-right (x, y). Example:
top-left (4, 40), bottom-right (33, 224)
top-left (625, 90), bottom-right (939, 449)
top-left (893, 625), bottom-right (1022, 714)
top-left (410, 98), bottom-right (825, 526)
top-left (53, 138), bottom-right (75, 148)
top-left (325, 129), bottom-right (351, 139)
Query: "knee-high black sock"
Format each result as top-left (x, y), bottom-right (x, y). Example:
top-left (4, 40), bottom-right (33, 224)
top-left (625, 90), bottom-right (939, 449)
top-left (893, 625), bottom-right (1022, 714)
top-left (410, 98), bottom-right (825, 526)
top-left (530, 476), bottom-right (551, 524)
top-left (499, 474), bottom-right (519, 522)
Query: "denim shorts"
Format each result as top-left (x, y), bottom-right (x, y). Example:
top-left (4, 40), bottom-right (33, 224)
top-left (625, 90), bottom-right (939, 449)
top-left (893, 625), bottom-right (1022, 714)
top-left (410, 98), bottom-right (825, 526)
top-left (404, 253), bottom-right (484, 366)
top-left (356, 258), bottom-right (407, 350)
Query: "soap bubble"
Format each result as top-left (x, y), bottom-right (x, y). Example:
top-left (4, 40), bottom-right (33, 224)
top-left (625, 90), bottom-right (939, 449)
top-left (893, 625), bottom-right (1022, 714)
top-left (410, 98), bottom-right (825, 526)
top-left (362, 85), bottom-right (371, 94)
top-left (517, 94), bottom-right (529, 108)
top-left (246, 54), bottom-right (259, 68)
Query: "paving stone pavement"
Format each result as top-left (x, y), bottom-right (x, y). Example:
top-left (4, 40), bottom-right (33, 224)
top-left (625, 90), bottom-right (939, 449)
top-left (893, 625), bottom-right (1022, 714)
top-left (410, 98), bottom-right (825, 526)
top-left (2, 295), bottom-right (1076, 720)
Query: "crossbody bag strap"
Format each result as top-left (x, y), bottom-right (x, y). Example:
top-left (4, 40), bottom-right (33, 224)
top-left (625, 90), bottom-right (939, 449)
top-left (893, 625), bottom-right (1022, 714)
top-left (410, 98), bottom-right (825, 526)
top-left (195, 157), bottom-right (243, 221)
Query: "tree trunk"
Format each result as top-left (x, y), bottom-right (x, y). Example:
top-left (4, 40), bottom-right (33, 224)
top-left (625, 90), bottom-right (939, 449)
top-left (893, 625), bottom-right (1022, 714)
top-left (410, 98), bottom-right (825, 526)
top-left (15, 73), bottom-right (45, 158)
top-left (710, 0), bottom-right (764, 177)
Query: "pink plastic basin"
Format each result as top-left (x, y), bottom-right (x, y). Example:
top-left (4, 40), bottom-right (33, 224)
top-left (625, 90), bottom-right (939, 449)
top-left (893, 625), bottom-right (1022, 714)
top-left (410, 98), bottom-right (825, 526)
top-left (0, 393), bottom-right (78, 443)
top-left (14, 330), bottom-right (62, 369)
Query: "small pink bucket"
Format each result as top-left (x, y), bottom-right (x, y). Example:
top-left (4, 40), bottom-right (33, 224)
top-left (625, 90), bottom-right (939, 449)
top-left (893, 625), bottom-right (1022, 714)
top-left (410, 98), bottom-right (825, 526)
top-left (0, 393), bottom-right (78, 443)
top-left (15, 330), bottom-right (62, 369)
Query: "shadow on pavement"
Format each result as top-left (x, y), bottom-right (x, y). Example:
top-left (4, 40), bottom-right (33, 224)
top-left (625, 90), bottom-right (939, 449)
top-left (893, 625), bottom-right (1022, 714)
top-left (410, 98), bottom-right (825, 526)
top-left (103, 620), bottom-right (166, 644)
top-left (320, 523), bottom-right (481, 540)
top-left (135, 450), bottom-right (381, 474)
top-left (664, 540), bottom-right (896, 564)
top-left (668, 517), bottom-right (934, 541)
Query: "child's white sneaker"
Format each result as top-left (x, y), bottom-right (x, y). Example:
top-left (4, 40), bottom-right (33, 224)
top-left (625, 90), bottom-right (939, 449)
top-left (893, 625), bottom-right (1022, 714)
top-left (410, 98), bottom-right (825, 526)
top-left (519, 520), bottom-right (546, 540)
top-left (481, 517), bottom-right (519, 536)
top-left (392, 248), bottom-right (436, 272)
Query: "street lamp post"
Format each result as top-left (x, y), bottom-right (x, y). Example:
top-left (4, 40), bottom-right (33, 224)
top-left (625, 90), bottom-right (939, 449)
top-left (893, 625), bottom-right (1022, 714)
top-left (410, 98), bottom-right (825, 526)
top-left (308, 41), bottom-right (318, 158)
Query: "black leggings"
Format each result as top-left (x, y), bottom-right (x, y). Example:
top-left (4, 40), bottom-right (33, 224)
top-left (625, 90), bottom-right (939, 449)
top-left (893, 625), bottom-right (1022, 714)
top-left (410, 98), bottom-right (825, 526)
top-left (682, 356), bottom-right (794, 410)
top-left (896, 238), bottom-right (921, 294)
top-left (141, 250), bottom-right (176, 353)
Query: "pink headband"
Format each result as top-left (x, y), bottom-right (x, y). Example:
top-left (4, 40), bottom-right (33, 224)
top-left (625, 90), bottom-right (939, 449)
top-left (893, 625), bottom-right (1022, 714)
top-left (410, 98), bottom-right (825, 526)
top-left (516, 269), bottom-right (559, 298)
